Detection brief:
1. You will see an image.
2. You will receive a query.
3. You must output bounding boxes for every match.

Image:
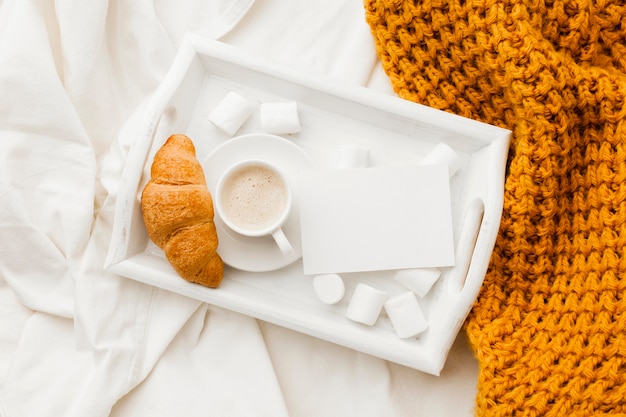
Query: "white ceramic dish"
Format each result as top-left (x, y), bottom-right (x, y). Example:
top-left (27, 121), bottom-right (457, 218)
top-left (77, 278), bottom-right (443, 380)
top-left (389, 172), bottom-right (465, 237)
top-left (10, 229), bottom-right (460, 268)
top-left (105, 33), bottom-right (511, 375)
top-left (203, 133), bottom-right (312, 272)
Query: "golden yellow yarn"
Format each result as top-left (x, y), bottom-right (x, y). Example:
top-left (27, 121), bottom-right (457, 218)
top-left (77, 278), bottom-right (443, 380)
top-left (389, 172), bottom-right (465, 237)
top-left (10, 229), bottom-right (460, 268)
top-left (364, 0), bottom-right (626, 415)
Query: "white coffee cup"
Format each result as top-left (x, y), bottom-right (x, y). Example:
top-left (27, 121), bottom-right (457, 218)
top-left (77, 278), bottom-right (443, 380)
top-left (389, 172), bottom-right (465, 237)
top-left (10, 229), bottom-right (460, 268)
top-left (215, 159), bottom-right (294, 256)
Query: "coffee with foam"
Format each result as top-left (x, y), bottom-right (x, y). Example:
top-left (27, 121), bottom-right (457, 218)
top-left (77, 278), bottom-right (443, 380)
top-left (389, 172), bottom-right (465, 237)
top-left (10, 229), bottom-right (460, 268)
top-left (219, 164), bottom-right (289, 231)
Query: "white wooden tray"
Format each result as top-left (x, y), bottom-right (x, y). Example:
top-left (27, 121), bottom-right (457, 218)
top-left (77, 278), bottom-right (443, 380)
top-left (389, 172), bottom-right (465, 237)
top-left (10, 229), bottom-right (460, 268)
top-left (105, 33), bottom-right (510, 375)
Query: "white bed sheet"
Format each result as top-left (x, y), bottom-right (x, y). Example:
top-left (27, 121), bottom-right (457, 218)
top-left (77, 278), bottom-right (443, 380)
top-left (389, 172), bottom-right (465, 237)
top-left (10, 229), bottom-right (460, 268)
top-left (0, 1), bottom-right (479, 416)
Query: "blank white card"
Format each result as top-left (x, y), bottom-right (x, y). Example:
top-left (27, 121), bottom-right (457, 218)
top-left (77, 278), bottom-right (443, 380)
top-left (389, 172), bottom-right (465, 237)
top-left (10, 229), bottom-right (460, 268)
top-left (298, 164), bottom-right (455, 275)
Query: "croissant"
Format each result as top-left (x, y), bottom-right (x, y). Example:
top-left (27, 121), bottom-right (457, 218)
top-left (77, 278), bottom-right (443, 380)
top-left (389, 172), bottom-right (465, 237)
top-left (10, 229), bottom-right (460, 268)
top-left (141, 134), bottom-right (224, 288)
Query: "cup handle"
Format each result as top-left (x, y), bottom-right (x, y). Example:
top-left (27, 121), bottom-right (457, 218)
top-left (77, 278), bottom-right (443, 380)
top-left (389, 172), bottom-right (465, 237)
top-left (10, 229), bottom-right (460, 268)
top-left (272, 227), bottom-right (294, 257)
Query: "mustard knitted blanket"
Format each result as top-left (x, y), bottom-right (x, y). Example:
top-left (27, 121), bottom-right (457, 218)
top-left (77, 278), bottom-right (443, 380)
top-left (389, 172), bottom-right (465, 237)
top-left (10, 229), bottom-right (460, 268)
top-left (364, 0), bottom-right (626, 415)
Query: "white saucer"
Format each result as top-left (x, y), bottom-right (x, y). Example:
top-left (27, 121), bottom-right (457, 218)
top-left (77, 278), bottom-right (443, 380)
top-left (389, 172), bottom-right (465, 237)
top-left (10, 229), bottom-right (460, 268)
top-left (202, 133), bottom-right (314, 272)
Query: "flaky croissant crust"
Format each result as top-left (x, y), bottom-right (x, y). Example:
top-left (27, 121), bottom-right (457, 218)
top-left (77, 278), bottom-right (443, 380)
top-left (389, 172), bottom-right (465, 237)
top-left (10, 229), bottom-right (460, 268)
top-left (141, 134), bottom-right (224, 288)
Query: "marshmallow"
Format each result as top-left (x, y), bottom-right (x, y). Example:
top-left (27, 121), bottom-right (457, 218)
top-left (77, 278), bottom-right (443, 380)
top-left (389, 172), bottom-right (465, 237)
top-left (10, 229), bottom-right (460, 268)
top-left (384, 292), bottom-right (429, 338)
top-left (333, 145), bottom-right (370, 169)
top-left (393, 268), bottom-right (441, 297)
top-left (346, 283), bottom-right (386, 326)
top-left (260, 101), bottom-right (301, 134)
top-left (313, 273), bottom-right (345, 304)
top-left (208, 91), bottom-right (253, 136)
top-left (420, 142), bottom-right (462, 177)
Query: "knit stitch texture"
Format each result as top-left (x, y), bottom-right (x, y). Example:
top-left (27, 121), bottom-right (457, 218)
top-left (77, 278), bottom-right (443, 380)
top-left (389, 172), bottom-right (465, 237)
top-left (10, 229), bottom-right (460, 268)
top-left (364, 0), bottom-right (626, 415)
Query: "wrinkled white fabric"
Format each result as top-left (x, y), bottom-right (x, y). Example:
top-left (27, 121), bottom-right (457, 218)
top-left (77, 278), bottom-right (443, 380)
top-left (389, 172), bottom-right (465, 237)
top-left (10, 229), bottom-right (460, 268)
top-left (0, 0), bottom-right (480, 416)
top-left (0, 1), bottom-right (264, 416)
